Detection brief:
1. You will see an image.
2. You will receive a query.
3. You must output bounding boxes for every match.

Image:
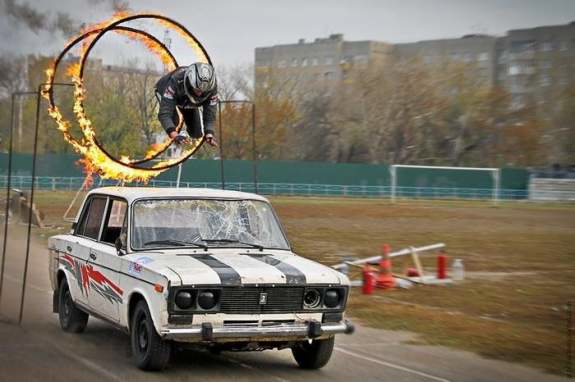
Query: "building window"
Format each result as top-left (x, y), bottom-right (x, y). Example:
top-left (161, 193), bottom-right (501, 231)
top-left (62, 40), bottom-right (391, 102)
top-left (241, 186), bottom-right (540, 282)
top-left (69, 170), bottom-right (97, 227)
top-left (291, 58), bottom-right (299, 67)
top-left (477, 52), bottom-right (489, 61)
top-left (301, 57), bottom-right (308, 67)
top-left (277, 60), bottom-right (286, 68)
top-left (540, 75), bottom-right (551, 87)
top-left (354, 55), bottom-right (368, 63)
top-left (325, 56), bottom-right (333, 65)
top-left (540, 61), bottom-right (552, 70)
top-left (511, 40), bottom-right (535, 53)
top-left (311, 57), bottom-right (319, 66)
top-left (559, 41), bottom-right (568, 51)
top-left (508, 65), bottom-right (520, 75)
top-left (462, 52), bottom-right (473, 62)
top-left (324, 71), bottom-right (335, 80)
top-left (449, 52), bottom-right (461, 61)
top-left (541, 42), bottom-right (553, 52)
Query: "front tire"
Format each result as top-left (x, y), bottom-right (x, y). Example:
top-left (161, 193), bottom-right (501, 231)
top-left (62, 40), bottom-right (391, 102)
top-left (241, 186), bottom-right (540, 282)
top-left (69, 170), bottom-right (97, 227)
top-left (130, 300), bottom-right (171, 371)
top-left (58, 279), bottom-right (89, 333)
top-left (291, 337), bottom-right (335, 369)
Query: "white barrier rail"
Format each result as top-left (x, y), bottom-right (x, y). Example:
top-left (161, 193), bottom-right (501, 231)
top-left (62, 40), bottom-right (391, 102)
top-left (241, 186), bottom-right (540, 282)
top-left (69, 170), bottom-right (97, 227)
top-left (332, 243), bottom-right (446, 270)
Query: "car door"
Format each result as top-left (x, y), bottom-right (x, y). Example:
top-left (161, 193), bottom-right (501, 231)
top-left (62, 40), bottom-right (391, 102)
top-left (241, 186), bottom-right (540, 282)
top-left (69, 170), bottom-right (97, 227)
top-left (85, 197), bottom-right (127, 322)
top-left (68, 195), bottom-right (109, 307)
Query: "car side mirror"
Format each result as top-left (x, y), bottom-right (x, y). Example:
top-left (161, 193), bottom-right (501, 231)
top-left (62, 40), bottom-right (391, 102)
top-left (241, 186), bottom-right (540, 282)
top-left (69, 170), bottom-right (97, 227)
top-left (115, 236), bottom-right (126, 256)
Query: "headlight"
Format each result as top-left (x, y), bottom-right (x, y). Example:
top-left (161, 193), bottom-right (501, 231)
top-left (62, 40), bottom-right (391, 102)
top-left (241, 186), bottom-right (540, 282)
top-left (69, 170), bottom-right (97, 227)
top-left (324, 289), bottom-right (341, 308)
top-left (198, 290), bottom-right (218, 310)
top-left (303, 289), bottom-right (322, 309)
top-left (175, 290), bottom-right (194, 309)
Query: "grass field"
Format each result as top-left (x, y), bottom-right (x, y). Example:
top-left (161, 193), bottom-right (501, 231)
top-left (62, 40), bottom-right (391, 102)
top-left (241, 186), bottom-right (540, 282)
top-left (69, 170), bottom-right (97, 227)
top-left (27, 192), bottom-right (575, 375)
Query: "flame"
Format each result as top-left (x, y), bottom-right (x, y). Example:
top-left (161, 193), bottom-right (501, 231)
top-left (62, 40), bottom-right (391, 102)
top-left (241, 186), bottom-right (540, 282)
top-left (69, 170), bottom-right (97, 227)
top-left (45, 13), bottom-right (209, 183)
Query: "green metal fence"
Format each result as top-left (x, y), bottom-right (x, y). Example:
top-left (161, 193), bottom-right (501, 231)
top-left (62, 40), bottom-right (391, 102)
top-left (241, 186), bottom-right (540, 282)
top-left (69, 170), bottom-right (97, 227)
top-left (0, 153), bottom-right (530, 199)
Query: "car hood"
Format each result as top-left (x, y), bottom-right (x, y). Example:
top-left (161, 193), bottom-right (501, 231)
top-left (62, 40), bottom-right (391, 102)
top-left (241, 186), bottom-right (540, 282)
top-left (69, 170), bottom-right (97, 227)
top-left (127, 249), bottom-right (349, 287)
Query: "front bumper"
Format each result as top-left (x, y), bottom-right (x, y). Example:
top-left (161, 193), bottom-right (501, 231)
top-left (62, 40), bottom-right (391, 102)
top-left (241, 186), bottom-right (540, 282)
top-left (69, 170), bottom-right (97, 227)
top-left (160, 320), bottom-right (354, 342)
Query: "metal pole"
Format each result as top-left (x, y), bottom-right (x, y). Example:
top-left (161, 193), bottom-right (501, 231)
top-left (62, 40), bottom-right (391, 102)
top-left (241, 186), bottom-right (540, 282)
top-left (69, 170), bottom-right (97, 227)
top-left (217, 101), bottom-right (225, 190)
top-left (390, 165), bottom-right (396, 203)
top-left (176, 163), bottom-right (182, 188)
top-left (0, 91), bottom-right (36, 307)
top-left (18, 87), bottom-right (43, 325)
top-left (493, 168), bottom-right (501, 206)
top-left (18, 83), bottom-right (73, 325)
top-left (568, 301), bottom-right (573, 378)
top-left (251, 103), bottom-right (258, 194)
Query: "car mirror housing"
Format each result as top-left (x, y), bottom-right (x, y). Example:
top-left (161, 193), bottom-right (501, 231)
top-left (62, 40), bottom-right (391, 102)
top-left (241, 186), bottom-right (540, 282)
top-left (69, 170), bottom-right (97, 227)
top-left (115, 236), bottom-right (126, 256)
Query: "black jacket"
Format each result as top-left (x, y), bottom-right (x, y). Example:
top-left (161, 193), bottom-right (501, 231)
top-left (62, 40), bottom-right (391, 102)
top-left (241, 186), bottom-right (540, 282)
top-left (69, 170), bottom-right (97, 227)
top-left (155, 67), bottom-right (218, 135)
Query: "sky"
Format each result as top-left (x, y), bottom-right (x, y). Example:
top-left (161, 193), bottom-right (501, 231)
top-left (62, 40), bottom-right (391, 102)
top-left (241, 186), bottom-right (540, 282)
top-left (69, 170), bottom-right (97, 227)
top-left (1, 0), bottom-right (574, 69)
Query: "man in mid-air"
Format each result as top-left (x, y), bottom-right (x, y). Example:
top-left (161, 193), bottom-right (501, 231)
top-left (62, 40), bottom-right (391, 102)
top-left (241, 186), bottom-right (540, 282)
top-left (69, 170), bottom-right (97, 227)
top-left (155, 62), bottom-right (218, 147)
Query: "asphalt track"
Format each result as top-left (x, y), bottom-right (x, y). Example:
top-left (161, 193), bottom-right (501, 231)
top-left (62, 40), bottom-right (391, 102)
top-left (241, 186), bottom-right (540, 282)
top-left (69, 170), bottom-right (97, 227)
top-left (0, 224), bottom-right (568, 382)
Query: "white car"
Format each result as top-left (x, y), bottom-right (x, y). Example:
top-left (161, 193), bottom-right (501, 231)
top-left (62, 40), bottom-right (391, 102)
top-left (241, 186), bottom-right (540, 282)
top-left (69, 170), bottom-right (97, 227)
top-left (49, 187), bottom-right (353, 370)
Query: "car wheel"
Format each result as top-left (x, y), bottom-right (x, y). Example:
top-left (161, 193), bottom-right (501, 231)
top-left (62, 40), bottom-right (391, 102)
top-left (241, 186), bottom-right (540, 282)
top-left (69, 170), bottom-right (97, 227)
top-left (291, 336), bottom-right (335, 369)
top-left (58, 279), bottom-right (88, 333)
top-left (130, 300), bottom-right (171, 371)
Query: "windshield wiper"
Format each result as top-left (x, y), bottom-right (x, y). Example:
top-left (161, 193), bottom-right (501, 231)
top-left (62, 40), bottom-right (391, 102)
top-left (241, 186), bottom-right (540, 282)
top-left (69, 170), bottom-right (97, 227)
top-left (201, 238), bottom-right (264, 251)
top-left (143, 239), bottom-right (208, 250)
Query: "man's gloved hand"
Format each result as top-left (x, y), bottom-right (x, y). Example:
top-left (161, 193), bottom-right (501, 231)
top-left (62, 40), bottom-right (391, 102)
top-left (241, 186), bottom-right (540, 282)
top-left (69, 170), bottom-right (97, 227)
top-left (169, 131), bottom-right (190, 145)
top-left (205, 133), bottom-right (218, 147)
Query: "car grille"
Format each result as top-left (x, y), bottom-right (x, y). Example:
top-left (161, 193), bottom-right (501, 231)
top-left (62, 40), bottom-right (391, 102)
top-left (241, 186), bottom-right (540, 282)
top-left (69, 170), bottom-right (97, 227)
top-left (219, 286), bottom-right (304, 314)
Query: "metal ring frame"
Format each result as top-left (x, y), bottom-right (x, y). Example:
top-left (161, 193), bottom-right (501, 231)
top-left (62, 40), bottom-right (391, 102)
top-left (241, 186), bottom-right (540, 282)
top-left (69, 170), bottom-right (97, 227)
top-left (46, 14), bottom-right (212, 173)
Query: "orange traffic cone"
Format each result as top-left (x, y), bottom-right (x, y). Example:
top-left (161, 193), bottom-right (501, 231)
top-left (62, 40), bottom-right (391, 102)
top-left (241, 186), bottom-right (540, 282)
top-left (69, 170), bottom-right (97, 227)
top-left (376, 244), bottom-right (395, 289)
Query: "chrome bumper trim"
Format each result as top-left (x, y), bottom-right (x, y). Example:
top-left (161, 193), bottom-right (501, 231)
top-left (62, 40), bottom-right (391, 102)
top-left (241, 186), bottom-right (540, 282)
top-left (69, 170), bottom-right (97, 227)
top-left (160, 320), bottom-right (354, 340)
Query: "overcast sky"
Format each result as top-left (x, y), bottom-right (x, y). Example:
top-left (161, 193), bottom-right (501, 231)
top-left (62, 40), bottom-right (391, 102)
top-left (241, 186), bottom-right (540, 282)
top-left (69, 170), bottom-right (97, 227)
top-left (1, 0), bottom-right (574, 69)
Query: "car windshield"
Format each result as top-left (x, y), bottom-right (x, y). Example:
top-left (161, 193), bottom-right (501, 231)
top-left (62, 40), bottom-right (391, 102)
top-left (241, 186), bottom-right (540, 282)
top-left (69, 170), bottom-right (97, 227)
top-left (131, 199), bottom-right (290, 250)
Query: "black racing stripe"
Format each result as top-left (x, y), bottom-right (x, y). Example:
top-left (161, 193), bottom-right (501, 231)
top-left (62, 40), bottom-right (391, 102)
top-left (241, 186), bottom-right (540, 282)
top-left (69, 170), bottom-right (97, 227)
top-left (180, 254), bottom-right (241, 286)
top-left (246, 254), bottom-right (306, 285)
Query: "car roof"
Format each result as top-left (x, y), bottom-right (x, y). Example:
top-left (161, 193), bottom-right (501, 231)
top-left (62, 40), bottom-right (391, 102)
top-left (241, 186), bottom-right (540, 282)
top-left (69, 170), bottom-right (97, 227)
top-left (86, 187), bottom-right (270, 204)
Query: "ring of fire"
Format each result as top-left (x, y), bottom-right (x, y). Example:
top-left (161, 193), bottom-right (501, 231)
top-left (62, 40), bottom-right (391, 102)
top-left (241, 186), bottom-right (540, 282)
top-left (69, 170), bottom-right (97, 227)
top-left (44, 13), bottom-right (213, 182)
top-left (45, 25), bottom-right (183, 165)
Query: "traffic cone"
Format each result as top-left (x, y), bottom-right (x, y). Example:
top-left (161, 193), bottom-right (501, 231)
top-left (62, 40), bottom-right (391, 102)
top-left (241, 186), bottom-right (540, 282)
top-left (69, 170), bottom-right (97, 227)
top-left (376, 244), bottom-right (395, 289)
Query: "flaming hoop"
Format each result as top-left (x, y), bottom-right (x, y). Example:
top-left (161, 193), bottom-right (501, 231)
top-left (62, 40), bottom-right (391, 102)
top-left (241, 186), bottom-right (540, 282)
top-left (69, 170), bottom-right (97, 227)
top-left (44, 13), bottom-right (213, 182)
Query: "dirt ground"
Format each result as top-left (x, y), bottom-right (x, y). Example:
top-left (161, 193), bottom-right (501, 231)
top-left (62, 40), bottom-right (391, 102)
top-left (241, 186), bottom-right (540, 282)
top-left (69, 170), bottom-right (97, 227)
top-left (271, 197), bottom-right (575, 375)
top-left (19, 192), bottom-right (575, 375)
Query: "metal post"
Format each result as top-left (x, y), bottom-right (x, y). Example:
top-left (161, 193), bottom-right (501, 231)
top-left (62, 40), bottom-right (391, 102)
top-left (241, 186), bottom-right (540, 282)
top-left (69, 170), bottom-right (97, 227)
top-left (251, 103), bottom-right (258, 194)
top-left (390, 165), bottom-right (396, 203)
top-left (16, 83), bottom-right (73, 325)
top-left (217, 101), bottom-right (225, 190)
top-left (0, 91), bottom-right (37, 307)
top-left (493, 168), bottom-right (501, 206)
top-left (176, 163), bottom-right (182, 188)
top-left (18, 87), bottom-right (43, 325)
top-left (568, 301), bottom-right (574, 378)
top-left (218, 100), bottom-right (257, 193)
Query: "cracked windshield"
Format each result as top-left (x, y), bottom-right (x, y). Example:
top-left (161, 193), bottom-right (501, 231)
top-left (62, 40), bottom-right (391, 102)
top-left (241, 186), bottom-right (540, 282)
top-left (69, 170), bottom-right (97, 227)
top-left (132, 199), bottom-right (289, 250)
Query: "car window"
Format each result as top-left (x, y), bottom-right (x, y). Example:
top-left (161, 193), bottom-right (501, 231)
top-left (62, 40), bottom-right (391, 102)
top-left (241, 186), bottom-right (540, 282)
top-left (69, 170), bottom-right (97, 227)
top-left (77, 197), bottom-right (108, 240)
top-left (101, 199), bottom-right (128, 245)
top-left (132, 199), bottom-right (290, 250)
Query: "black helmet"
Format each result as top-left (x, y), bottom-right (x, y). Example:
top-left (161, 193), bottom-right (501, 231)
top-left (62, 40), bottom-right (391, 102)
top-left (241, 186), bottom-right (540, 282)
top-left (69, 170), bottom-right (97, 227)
top-left (184, 62), bottom-right (216, 103)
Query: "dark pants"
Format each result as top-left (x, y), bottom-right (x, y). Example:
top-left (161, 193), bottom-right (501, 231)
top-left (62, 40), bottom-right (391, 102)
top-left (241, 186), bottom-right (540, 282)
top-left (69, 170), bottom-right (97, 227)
top-left (174, 107), bottom-right (203, 138)
top-left (155, 92), bottom-right (203, 138)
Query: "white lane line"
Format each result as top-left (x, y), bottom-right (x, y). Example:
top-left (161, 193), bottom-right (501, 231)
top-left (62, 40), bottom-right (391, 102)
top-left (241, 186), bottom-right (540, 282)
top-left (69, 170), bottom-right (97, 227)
top-left (54, 347), bottom-right (123, 382)
top-left (221, 355), bottom-right (290, 382)
top-left (335, 347), bottom-right (451, 382)
top-left (36, 335), bottom-right (122, 382)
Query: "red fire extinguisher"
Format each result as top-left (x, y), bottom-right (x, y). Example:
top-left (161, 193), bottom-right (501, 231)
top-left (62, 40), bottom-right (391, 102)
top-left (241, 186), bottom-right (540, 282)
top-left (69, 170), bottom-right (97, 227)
top-left (437, 250), bottom-right (447, 279)
top-left (362, 265), bottom-right (375, 295)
